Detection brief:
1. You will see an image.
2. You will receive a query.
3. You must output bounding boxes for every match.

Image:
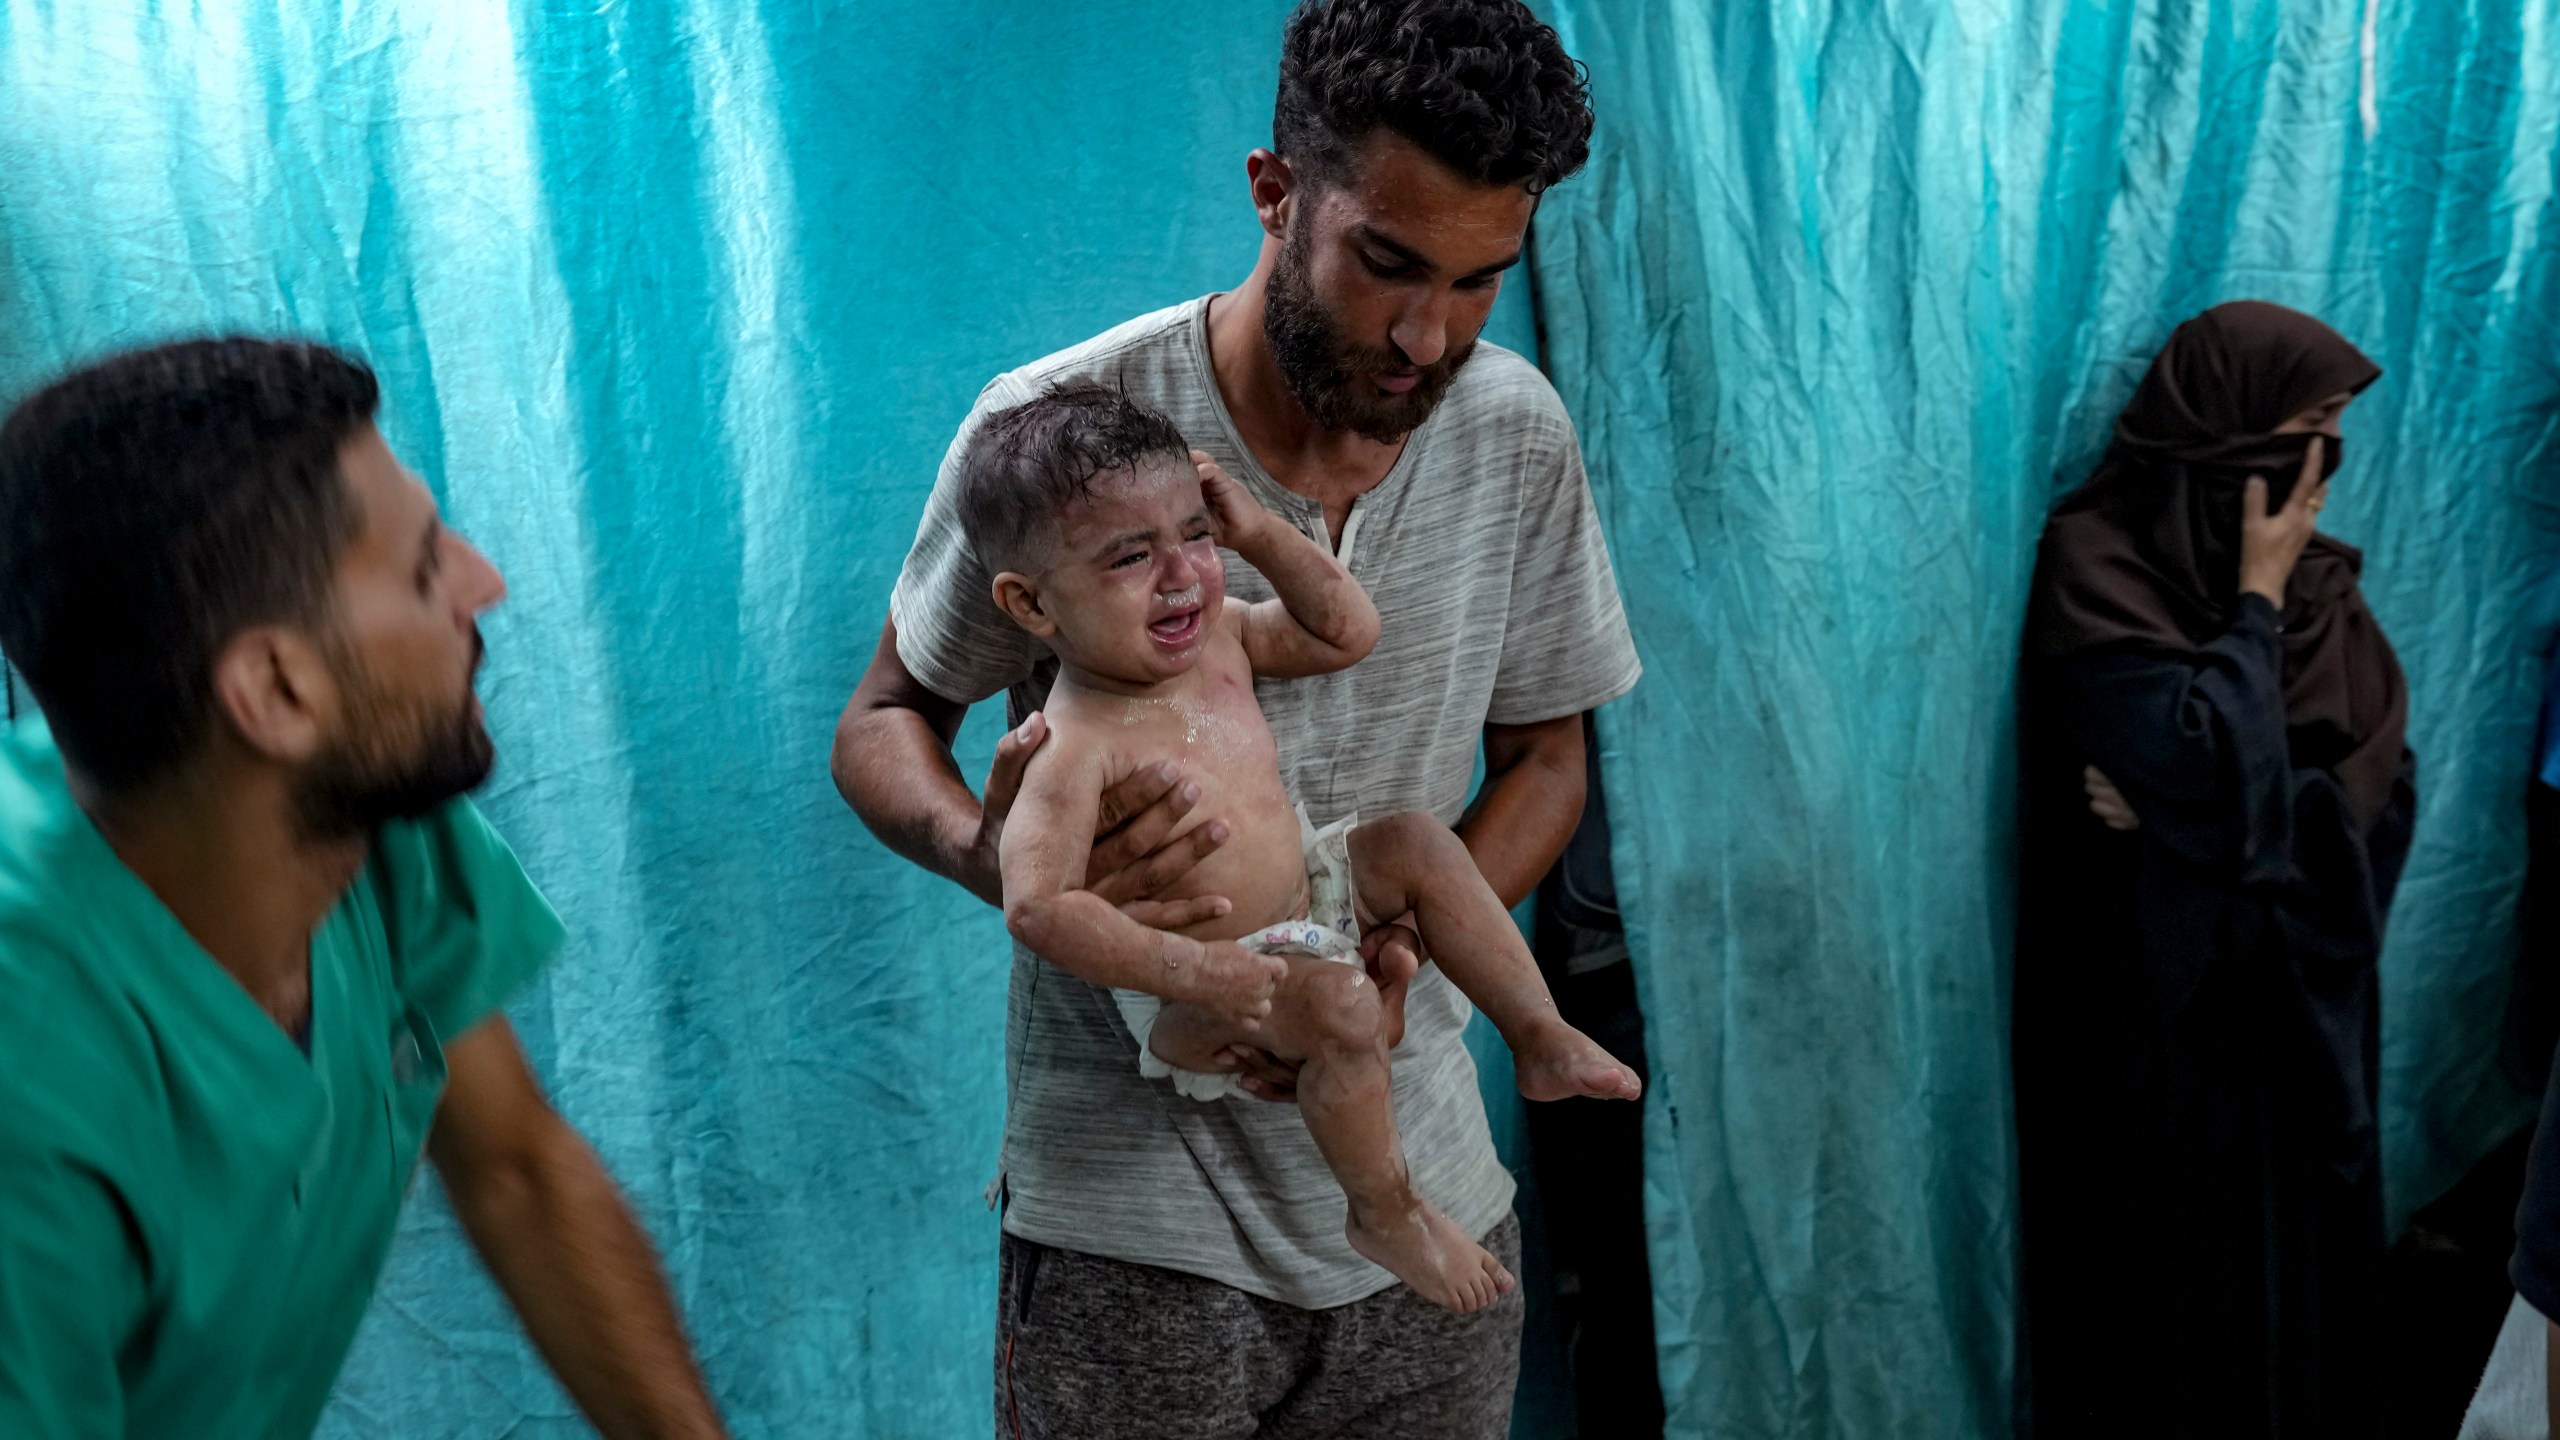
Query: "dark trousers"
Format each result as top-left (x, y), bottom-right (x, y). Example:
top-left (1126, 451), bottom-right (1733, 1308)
top-left (994, 1219), bottom-right (1524, 1439)
top-left (2504, 780), bottom-right (2560, 1091)
top-left (1524, 955), bottom-right (1664, 1438)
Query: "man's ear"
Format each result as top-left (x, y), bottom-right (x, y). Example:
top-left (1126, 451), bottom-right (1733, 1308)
top-left (209, 626), bottom-right (335, 764)
top-left (991, 572), bottom-right (1057, 638)
top-left (1247, 149), bottom-right (1296, 243)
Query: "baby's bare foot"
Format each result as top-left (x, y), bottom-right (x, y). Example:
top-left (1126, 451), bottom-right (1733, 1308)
top-left (1162, 938), bottom-right (1289, 1029)
top-left (1346, 1199), bottom-right (1515, 1315)
top-left (1511, 1015), bottom-right (1643, 1102)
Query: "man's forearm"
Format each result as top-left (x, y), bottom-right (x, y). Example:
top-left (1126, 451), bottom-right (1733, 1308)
top-left (447, 1120), bottom-right (724, 1440)
top-left (1457, 716), bottom-right (1588, 909)
top-left (832, 699), bottom-right (1002, 906)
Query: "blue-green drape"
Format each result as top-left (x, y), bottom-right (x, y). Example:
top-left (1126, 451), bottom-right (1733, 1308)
top-left (1532, 0), bottom-right (2560, 1434)
top-left (0, 2), bottom-right (1549, 1434)
top-left (8, 2), bottom-right (2560, 1438)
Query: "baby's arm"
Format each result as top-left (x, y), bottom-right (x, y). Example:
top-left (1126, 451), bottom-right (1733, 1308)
top-left (1000, 740), bottom-right (1286, 1025)
top-left (1196, 451), bottom-right (1382, 678)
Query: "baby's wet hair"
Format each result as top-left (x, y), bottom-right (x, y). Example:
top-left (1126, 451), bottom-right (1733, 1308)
top-left (957, 382), bottom-right (1192, 575)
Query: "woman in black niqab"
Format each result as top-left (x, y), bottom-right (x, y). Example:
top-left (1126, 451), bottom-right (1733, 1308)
top-left (2014, 301), bottom-right (2416, 1439)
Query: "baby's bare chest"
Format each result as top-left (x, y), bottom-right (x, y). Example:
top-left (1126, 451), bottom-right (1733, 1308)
top-left (1059, 672), bottom-right (1308, 934)
top-left (1103, 670), bottom-right (1276, 772)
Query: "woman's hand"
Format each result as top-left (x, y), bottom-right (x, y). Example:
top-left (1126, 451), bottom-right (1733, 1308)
top-left (2239, 436), bottom-right (2328, 606)
top-left (2084, 765), bottom-right (2140, 832)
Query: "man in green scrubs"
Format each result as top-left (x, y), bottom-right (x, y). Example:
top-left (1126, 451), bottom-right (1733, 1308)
top-left (0, 339), bottom-right (728, 1438)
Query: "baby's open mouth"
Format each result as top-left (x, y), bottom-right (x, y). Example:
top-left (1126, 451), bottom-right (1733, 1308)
top-left (1148, 607), bottom-right (1202, 648)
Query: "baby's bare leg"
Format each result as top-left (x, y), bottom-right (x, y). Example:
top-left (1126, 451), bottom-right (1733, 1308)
top-left (1258, 956), bottom-right (1511, 1314)
top-left (1347, 812), bottom-right (1642, 1104)
top-left (1143, 1002), bottom-right (1249, 1076)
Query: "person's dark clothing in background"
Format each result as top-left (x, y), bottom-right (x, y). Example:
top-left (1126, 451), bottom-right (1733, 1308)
top-left (2505, 646), bottom-right (2560, 1333)
top-left (1527, 715), bottom-right (1666, 1438)
top-left (2504, 643), bottom-right (2560, 1094)
top-left (2014, 303), bottom-right (2417, 1439)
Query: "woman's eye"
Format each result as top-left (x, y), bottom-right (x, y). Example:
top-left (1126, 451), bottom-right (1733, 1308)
top-left (1110, 552), bottom-right (1147, 570)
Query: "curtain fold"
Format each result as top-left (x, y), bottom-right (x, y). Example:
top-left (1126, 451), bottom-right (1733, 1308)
top-left (1532, 1), bottom-right (2560, 1434)
top-left (0, 2), bottom-right (1559, 1433)
top-left (9, 2), bottom-right (2560, 1437)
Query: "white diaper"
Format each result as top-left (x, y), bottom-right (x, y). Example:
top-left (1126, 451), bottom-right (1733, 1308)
top-left (1115, 806), bottom-right (1362, 1102)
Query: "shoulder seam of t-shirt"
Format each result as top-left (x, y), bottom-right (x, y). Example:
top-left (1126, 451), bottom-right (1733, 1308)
top-left (994, 298), bottom-right (1205, 395)
top-left (888, 587), bottom-right (1022, 705)
top-left (1487, 651), bottom-right (1644, 727)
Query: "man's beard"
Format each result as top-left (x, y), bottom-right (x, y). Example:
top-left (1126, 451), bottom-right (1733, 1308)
top-left (1264, 223), bottom-right (1477, 444)
top-left (294, 630), bottom-right (495, 841)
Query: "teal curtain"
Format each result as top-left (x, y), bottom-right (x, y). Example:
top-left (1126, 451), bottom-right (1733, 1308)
top-left (10, 2), bottom-right (2560, 1438)
top-left (1532, 0), bottom-right (2560, 1434)
top-left (0, 3), bottom-right (1562, 1435)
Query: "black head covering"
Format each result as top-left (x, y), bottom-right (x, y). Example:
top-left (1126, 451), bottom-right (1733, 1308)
top-left (2028, 301), bottom-right (2407, 824)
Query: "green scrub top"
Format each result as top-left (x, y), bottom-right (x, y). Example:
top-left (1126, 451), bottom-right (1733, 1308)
top-left (0, 720), bottom-right (564, 1438)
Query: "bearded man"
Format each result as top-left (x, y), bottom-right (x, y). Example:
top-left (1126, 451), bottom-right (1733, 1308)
top-left (0, 338), bottom-right (727, 1439)
top-left (830, 3), bottom-right (1638, 1433)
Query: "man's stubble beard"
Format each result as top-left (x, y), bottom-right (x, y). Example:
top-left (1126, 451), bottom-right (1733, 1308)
top-left (1262, 220), bottom-right (1477, 445)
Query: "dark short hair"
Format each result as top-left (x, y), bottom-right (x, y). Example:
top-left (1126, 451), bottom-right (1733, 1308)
top-left (1275, 0), bottom-right (1593, 195)
top-left (956, 383), bottom-right (1192, 575)
top-left (0, 338), bottom-right (378, 792)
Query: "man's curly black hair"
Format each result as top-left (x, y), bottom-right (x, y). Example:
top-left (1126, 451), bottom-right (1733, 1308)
top-left (1274, 0), bottom-right (1593, 195)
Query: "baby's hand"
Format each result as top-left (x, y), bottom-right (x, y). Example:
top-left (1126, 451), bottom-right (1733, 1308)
top-left (1193, 449), bottom-right (1270, 549)
top-left (1161, 934), bottom-right (1289, 1031)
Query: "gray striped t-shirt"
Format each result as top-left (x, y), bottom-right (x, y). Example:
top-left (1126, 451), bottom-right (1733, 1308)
top-left (891, 295), bottom-right (1641, 1308)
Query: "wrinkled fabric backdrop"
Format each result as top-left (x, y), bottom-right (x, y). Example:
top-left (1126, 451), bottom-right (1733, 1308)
top-left (1536, 0), bottom-right (2560, 1434)
top-left (3, 2), bottom-right (2558, 1437)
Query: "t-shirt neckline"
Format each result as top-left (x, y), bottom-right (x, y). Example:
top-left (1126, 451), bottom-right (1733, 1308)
top-left (1180, 294), bottom-right (1432, 531)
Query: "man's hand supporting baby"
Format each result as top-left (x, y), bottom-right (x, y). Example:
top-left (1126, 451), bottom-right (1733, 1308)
top-left (1000, 726), bottom-right (1293, 1034)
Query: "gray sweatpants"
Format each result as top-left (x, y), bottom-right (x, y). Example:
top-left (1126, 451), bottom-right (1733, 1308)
top-left (994, 1217), bottom-right (1525, 1439)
